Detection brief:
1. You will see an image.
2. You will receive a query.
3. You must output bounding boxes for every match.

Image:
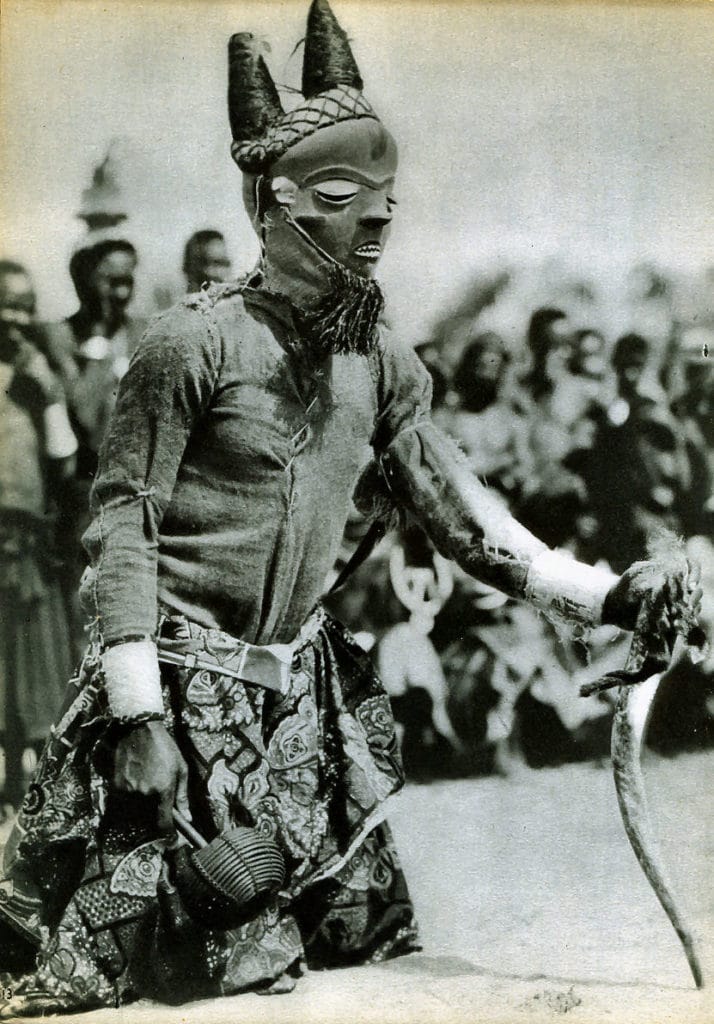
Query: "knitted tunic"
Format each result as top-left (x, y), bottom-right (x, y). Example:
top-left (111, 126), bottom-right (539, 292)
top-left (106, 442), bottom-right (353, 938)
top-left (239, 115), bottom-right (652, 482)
top-left (83, 282), bottom-right (435, 648)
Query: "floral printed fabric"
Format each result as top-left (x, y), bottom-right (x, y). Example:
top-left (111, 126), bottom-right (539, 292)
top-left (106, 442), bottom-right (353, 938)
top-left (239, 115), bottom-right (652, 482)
top-left (0, 608), bottom-right (419, 1015)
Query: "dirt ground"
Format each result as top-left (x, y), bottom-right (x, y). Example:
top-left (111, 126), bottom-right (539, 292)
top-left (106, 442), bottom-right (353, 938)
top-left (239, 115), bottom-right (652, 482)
top-left (2, 750), bottom-right (712, 1024)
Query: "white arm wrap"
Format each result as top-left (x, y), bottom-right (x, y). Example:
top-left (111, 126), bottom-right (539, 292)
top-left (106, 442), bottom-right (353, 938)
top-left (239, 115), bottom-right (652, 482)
top-left (101, 639), bottom-right (165, 721)
top-left (43, 402), bottom-right (78, 459)
top-left (525, 549), bottom-right (618, 628)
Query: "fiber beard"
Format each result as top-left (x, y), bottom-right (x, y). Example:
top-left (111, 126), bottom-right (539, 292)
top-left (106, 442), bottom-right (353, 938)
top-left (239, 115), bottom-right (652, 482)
top-left (293, 259), bottom-right (385, 359)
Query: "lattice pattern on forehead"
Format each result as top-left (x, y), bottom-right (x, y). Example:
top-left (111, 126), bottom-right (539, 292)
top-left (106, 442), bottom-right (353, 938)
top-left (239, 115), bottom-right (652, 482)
top-left (233, 86), bottom-right (378, 173)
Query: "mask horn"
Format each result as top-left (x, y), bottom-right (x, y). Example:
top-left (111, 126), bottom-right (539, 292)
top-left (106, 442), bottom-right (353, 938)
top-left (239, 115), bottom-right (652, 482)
top-left (302, 0), bottom-right (363, 97)
top-left (228, 33), bottom-right (285, 142)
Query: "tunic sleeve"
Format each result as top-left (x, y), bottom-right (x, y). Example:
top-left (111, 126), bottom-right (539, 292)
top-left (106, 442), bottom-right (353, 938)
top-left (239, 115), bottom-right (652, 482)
top-left (371, 330), bottom-right (433, 454)
top-left (82, 301), bottom-right (222, 645)
top-left (373, 333), bottom-right (615, 624)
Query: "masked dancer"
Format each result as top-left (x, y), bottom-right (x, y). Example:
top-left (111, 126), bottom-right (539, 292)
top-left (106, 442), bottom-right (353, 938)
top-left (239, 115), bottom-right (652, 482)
top-left (0, 2), bottom-right (691, 1015)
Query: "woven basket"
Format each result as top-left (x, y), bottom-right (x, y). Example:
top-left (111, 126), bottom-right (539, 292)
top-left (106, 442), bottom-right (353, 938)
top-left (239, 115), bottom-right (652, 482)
top-left (173, 825), bottom-right (286, 930)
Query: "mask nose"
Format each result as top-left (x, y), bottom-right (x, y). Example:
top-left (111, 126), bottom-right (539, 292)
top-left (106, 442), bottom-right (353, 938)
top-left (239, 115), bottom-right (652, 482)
top-left (360, 215), bottom-right (392, 232)
top-left (359, 192), bottom-right (393, 231)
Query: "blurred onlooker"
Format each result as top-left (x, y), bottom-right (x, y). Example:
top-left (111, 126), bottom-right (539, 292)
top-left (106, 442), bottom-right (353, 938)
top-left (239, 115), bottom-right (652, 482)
top-left (569, 327), bottom-right (606, 377)
top-left (45, 234), bottom-right (144, 457)
top-left (565, 328), bottom-right (608, 422)
top-left (520, 307), bottom-right (572, 402)
top-left (42, 156), bottom-right (147, 655)
top-left (515, 308), bottom-right (585, 547)
top-left (45, 231), bottom-right (145, 656)
top-left (575, 332), bottom-right (691, 572)
top-left (44, 152), bottom-right (145, 469)
top-left (183, 229), bottom-right (232, 293)
top-left (448, 331), bottom-right (529, 501)
top-left (0, 261), bottom-right (77, 811)
top-left (671, 327), bottom-right (714, 538)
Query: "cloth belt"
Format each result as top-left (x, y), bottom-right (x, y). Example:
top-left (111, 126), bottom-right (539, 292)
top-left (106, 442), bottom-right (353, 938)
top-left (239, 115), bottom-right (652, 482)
top-left (156, 636), bottom-right (298, 696)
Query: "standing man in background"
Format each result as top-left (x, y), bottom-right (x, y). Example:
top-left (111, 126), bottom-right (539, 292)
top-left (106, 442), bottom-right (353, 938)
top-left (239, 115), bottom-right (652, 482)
top-left (43, 155), bottom-right (146, 657)
top-left (183, 229), bottom-right (233, 293)
top-left (0, 260), bottom-right (76, 812)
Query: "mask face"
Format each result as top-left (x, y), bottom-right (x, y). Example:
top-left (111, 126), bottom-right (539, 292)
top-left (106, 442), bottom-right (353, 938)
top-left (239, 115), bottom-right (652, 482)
top-left (269, 119), bottom-right (398, 279)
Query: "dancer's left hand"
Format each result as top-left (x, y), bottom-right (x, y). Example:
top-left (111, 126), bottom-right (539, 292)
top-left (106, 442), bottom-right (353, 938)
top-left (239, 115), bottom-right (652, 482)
top-left (602, 558), bottom-right (702, 634)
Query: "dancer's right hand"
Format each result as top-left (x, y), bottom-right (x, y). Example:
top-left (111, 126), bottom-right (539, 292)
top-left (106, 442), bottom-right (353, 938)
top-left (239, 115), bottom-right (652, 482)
top-left (114, 720), bottom-right (191, 832)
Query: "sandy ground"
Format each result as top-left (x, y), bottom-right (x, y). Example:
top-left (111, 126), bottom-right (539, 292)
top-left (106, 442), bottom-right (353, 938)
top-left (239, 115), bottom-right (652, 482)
top-left (2, 750), bottom-right (712, 1024)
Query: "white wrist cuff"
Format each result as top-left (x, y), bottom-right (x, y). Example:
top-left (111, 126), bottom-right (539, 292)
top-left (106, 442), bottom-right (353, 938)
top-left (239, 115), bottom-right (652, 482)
top-left (101, 639), bottom-right (165, 721)
top-left (43, 403), bottom-right (78, 459)
top-left (525, 549), bottom-right (618, 628)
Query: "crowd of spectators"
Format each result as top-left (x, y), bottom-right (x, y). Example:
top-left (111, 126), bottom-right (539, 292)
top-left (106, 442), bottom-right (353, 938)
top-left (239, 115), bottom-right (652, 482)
top-left (329, 263), bottom-right (714, 780)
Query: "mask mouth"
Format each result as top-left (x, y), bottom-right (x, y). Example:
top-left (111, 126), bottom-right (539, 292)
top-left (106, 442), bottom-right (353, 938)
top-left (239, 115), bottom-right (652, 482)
top-left (353, 242), bottom-right (382, 260)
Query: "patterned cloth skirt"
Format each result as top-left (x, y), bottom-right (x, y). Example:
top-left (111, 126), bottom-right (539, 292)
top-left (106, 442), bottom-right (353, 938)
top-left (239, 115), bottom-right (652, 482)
top-left (0, 607), bottom-right (419, 1015)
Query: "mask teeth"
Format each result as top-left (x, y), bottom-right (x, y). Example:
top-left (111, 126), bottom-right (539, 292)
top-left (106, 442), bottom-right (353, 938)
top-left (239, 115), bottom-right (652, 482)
top-left (302, 0), bottom-right (364, 98)
top-left (354, 243), bottom-right (381, 258)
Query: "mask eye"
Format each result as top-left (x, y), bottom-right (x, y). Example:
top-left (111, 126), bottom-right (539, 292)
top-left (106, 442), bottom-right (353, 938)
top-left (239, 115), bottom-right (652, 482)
top-left (312, 179), bottom-right (360, 206)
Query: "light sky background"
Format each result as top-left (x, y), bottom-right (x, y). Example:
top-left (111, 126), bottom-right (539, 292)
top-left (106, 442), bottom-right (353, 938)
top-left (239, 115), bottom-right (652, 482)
top-left (1, 1), bottom-right (712, 340)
